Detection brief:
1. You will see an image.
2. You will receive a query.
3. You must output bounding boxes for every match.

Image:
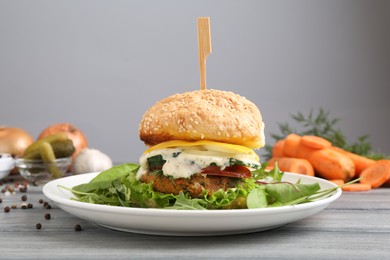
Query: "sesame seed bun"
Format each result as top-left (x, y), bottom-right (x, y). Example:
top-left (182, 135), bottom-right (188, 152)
top-left (139, 89), bottom-right (265, 149)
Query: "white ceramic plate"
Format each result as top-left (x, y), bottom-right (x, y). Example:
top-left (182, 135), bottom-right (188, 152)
top-left (43, 172), bottom-right (341, 236)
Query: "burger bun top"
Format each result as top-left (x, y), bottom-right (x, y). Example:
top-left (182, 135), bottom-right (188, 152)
top-left (139, 89), bottom-right (265, 149)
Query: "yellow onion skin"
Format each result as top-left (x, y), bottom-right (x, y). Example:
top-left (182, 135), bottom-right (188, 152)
top-left (0, 127), bottom-right (34, 157)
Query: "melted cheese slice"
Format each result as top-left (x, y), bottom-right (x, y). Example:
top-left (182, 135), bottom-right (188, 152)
top-left (144, 140), bottom-right (259, 161)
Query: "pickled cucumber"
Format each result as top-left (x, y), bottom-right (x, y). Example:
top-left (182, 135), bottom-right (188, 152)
top-left (23, 133), bottom-right (69, 159)
top-left (24, 140), bottom-right (75, 160)
top-left (51, 139), bottom-right (75, 158)
top-left (40, 142), bottom-right (62, 179)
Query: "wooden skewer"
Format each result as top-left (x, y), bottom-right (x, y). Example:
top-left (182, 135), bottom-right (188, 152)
top-left (197, 17), bottom-right (212, 90)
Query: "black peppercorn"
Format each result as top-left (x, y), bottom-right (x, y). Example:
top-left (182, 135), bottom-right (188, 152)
top-left (39, 199), bottom-right (44, 204)
top-left (27, 203), bottom-right (33, 209)
top-left (21, 195), bottom-right (27, 201)
top-left (74, 224), bottom-right (82, 231)
top-left (44, 213), bottom-right (51, 220)
top-left (4, 206), bottom-right (10, 213)
top-left (36, 223), bottom-right (42, 230)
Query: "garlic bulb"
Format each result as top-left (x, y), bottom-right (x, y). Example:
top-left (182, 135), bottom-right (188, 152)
top-left (73, 148), bottom-right (113, 174)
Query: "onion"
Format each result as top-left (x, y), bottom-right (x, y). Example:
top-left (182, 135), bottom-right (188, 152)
top-left (0, 127), bottom-right (34, 157)
top-left (38, 123), bottom-right (88, 158)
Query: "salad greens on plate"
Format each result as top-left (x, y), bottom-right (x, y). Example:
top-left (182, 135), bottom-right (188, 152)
top-left (60, 163), bottom-right (341, 210)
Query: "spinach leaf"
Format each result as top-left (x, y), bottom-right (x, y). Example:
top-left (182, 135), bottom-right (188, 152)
top-left (266, 182), bottom-right (321, 205)
top-left (147, 155), bottom-right (166, 170)
top-left (229, 158), bottom-right (260, 169)
top-left (72, 163), bottom-right (139, 193)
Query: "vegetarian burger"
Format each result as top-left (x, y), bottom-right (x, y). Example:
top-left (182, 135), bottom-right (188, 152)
top-left (136, 89), bottom-right (266, 208)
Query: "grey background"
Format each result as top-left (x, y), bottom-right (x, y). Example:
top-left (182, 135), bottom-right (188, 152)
top-left (1, 0), bottom-right (389, 163)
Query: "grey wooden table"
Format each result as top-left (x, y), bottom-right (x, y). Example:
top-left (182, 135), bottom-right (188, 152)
top-left (1, 175), bottom-right (389, 260)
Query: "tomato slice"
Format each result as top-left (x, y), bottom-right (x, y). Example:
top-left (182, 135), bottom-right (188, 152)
top-left (201, 165), bottom-right (252, 178)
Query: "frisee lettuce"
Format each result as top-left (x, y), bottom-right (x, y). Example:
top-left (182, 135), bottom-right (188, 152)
top-left (60, 162), bottom-right (340, 210)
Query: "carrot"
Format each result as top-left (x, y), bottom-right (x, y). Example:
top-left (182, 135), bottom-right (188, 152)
top-left (301, 135), bottom-right (332, 150)
top-left (281, 134), bottom-right (356, 181)
top-left (342, 183), bottom-right (372, 192)
top-left (282, 134), bottom-right (301, 157)
top-left (272, 140), bottom-right (285, 157)
top-left (308, 148), bottom-right (355, 181)
top-left (329, 179), bottom-right (345, 186)
top-left (331, 146), bottom-right (375, 176)
top-left (385, 161), bottom-right (390, 186)
top-left (268, 157), bottom-right (314, 176)
top-left (282, 134), bottom-right (317, 159)
top-left (282, 134), bottom-right (322, 160)
top-left (359, 160), bottom-right (390, 188)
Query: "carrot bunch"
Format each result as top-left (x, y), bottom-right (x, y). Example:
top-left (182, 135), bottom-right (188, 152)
top-left (267, 134), bottom-right (390, 192)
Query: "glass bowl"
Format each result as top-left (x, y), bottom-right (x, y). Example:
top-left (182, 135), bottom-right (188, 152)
top-left (15, 157), bottom-right (72, 184)
top-left (0, 153), bottom-right (15, 180)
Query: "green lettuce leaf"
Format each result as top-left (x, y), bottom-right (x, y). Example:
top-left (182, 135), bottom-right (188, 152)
top-left (247, 187), bottom-right (268, 209)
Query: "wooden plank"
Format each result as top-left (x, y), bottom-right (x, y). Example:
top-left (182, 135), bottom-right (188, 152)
top-left (1, 177), bottom-right (390, 259)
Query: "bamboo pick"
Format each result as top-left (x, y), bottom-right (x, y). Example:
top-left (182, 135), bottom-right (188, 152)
top-left (197, 17), bottom-right (212, 90)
